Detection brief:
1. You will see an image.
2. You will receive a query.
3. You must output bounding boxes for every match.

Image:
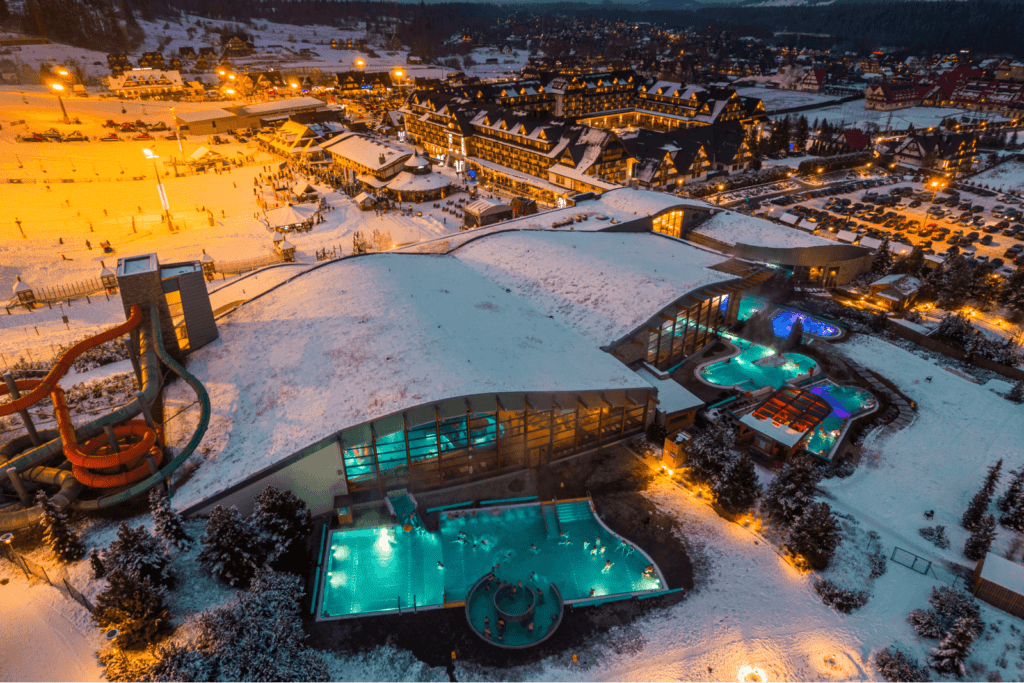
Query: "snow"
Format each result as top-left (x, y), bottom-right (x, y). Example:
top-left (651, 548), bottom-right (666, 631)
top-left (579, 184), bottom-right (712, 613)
top-left (979, 552), bottom-right (1024, 592)
top-left (322, 132), bottom-right (411, 170)
top-left (163, 253), bottom-right (652, 512)
top-left (454, 230), bottom-right (733, 347)
top-left (735, 86), bottom-right (837, 112)
top-left (820, 335), bottom-right (1024, 570)
top-left (970, 160), bottom-right (1024, 194)
top-left (739, 411), bottom-right (809, 448)
top-left (599, 187), bottom-right (713, 217)
top-left (693, 210), bottom-right (834, 249)
top-left (635, 367), bottom-right (704, 413)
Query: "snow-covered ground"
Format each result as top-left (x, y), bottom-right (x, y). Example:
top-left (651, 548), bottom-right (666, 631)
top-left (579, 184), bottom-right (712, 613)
top-left (771, 100), bottom-right (1000, 132)
top-left (971, 160), bottom-right (1024, 195)
top-left (735, 86), bottom-right (838, 112)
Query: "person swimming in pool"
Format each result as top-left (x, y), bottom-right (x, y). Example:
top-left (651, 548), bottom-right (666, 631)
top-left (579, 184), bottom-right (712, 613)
top-left (603, 560), bottom-right (613, 573)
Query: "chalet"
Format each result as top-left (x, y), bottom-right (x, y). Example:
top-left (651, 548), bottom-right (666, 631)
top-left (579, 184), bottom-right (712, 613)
top-left (139, 52), bottom-right (165, 69)
top-left (198, 46), bottom-right (218, 59)
top-left (257, 120), bottom-right (327, 161)
top-left (891, 132), bottom-right (977, 175)
top-left (322, 131), bottom-right (411, 187)
top-left (106, 53), bottom-right (131, 74)
top-left (168, 58), bottom-right (182, 71)
top-left (221, 34), bottom-right (255, 58)
top-left (107, 68), bottom-right (184, 99)
top-left (864, 82), bottom-right (924, 111)
top-left (794, 67), bottom-right (827, 93)
top-left (867, 274), bottom-right (923, 313)
top-left (816, 128), bottom-right (872, 155)
top-left (178, 46), bottom-right (197, 59)
top-left (336, 71), bottom-right (393, 94)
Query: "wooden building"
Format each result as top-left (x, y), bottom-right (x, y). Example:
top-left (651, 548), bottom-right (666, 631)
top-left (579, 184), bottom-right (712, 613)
top-left (974, 553), bottom-right (1024, 619)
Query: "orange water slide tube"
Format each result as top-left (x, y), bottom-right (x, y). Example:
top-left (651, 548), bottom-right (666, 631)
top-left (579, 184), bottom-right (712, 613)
top-left (0, 304), bottom-right (142, 417)
top-left (52, 385), bottom-right (161, 488)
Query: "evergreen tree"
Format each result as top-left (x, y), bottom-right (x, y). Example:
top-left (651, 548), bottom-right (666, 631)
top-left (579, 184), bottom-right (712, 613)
top-left (198, 505), bottom-right (262, 587)
top-left (772, 115), bottom-right (791, 155)
top-left (928, 617), bottom-right (977, 678)
top-left (1000, 267), bottom-right (1024, 316)
top-left (90, 547), bottom-right (106, 579)
top-left (35, 490), bottom-right (85, 563)
top-left (762, 456), bottom-right (822, 528)
top-left (149, 488), bottom-right (191, 552)
top-left (686, 419), bottom-right (740, 488)
top-left (934, 258), bottom-right (975, 309)
top-left (715, 453), bottom-right (761, 515)
top-left (875, 644), bottom-right (929, 682)
top-left (92, 566), bottom-right (170, 649)
top-left (998, 469), bottom-right (1024, 512)
top-left (250, 486), bottom-right (313, 566)
top-left (871, 238), bottom-right (895, 275)
top-left (1000, 490), bottom-right (1024, 532)
top-left (1008, 381), bottom-right (1024, 406)
top-left (148, 569), bottom-right (329, 682)
top-left (105, 522), bottom-right (173, 590)
top-left (963, 514), bottom-right (996, 561)
top-left (962, 459), bottom-right (1002, 530)
top-left (786, 501), bottom-right (841, 570)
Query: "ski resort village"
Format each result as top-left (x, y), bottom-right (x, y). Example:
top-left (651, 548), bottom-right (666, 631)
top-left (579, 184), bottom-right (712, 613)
top-left (2, 1), bottom-right (1024, 681)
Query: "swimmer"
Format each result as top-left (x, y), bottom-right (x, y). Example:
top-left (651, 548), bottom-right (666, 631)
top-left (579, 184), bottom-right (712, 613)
top-left (583, 541), bottom-right (590, 550)
top-left (530, 543), bottom-right (538, 552)
top-left (438, 561), bottom-right (444, 569)
top-left (589, 588), bottom-right (596, 597)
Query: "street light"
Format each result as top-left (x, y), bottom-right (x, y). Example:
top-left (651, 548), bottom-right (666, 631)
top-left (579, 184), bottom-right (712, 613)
top-left (143, 148), bottom-right (172, 229)
top-left (169, 106), bottom-right (182, 154)
top-left (356, 58), bottom-right (365, 70)
top-left (393, 69), bottom-right (404, 88)
top-left (50, 83), bottom-right (70, 124)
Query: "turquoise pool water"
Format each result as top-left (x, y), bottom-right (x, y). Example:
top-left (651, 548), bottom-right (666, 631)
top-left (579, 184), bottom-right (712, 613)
top-left (319, 500), bottom-right (662, 619)
top-left (699, 336), bottom-right (818, 391)
top-left (801, 380), bottom-right (877, 456)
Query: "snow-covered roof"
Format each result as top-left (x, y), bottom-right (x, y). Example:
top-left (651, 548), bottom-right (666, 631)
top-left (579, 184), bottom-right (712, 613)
top-left (980, 553), bottom-right (1024, 593)
top-left (166, 254), bottom-right (652, 512)
top-left (739, 412), bottom-right (808, 448)
top-left (176, 108), bottom-right (236, 123)
top-left (353, 191), bottom-right (375, 204)
top-left (13, 278), bottom-right (30, 294)
top-left (693, 212), bottom-right (833, 249)
top-left (241, 96), bottom-right (325, 115)
top-left (386, 171), bottom-right (452, 192)
top-left (635, 368), bottom-right (704, 414)
top-left (323, 132), bottom-right (411, 171)
top-left (547, 164), bottom-right (621, 191)
top-left (598, 187), bottom-right (712, 217)
top-left (465, 198), bottom-right (510, 216)
top-left (263, 203), bottom-right (318, 227)
top-left (454, 231), bottom-right (734, 347)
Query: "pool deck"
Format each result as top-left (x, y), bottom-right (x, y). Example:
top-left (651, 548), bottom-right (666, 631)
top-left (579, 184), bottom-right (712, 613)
top-left (315, 498), bottom-right (668, 621)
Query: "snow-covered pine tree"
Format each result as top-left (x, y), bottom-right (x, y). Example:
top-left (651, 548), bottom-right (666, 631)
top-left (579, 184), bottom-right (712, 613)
top-left (762, 456), bottom-right (822, 528)
top-left (929, 617), bottom-right (978, 678)
top-left (875, 645), bottom-right (929, 682)
top-left (198, 505), bottom-right (262, 587)
top-left (149, 487), bottom-right (191, 552)
top-left (786, 501), bottom-right (841, 570)
top-left (92, 566), bottom-right (170, 649)
top-left (929, 585), bottom-right (982, 633)
top-left (872, 239), bottom-right (895, 276)
top-left (686, 419), bottom-right (740, 489)
top-left (999, 469), bottom-right (1024, 513)
top-left (90, 547), bottom-right (106, 579)
top-left (908, 607), bottom-right (946, 639)
top-left (1000, 490), bottom-right (1024, 532)
top-left (962, 459), bottom-right (1002, 531)
top-left (250, 486), bottom-right (314, 566)
top-left (715, 453), bottom-right (762, 515)
top-left (964, 514), bottom-right (997, 561)
top-left (34, 490), bottom-right (85, 563)
top-left (148, 569), bottom-right (328, 681)
top-left (105, 522), bottom-right (173, 590)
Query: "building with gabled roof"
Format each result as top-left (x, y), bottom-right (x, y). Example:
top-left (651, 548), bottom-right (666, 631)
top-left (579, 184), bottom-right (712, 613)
top-left (891, 131), bottom-right (977, 175)
top-left (106, 68), bottom-right (183, 98)
top-left (794, 67), bottom-right (827, 92)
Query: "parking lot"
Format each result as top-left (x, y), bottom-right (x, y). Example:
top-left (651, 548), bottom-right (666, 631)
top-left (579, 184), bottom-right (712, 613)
top-left (758, 176), bottom-right (1024, 277)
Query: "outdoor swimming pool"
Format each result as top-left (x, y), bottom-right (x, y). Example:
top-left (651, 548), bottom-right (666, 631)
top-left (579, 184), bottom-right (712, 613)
top-left (800, 380), bottom-right (877, 456)
top-left (725, 295), bottom-right (842, 339)
top-left (699, 335), bottom-right (818, 392)
top-left (317, 499), bottom-right (664, 620)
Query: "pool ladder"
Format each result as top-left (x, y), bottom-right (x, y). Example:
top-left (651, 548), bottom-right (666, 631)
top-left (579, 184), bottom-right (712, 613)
top-left (540, 500), bottom-right (562, 539)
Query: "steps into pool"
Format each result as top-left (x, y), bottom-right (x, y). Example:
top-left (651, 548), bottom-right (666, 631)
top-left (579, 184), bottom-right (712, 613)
top-left (555, 500), bottom-right (592, 524)
top-left (388, 492), bottom-right (422, 528)
top-left (541, 504), bottom-right (560, 539)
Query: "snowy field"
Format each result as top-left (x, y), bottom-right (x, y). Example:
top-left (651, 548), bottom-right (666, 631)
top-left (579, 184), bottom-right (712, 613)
top-left (970, 160), bottom-right (1024, 195)
top-left (770, 100), bottom-right (992, 132)
top-left (735, 87), bottom-right (838, 112)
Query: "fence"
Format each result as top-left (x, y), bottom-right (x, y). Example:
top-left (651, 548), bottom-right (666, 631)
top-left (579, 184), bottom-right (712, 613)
top-left (315, 244), bottom-right (347, 261)
top-left (0, 543), bottom-right (94, 612)
top-left (215, 252), bottom-right (286, 275)
top-left (32, 278), bottom-right (108, 305)
top-left (890, 546), bottom-right (963, 589)
top-left (884, 318), bottom-right (1024, 382)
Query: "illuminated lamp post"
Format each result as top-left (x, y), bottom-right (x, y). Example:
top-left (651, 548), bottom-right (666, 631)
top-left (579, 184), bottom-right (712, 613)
top-left (143, 148), bottom-right (172, 229)
top-left (169, 106), bottom-right (183, 154)
top-left (50, 83), bottom-right (70, 124)
top-left (393, 68), bottom-right (404, 89)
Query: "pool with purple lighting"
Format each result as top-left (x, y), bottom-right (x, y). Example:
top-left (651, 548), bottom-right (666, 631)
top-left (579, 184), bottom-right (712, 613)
top-left (801, 380), bottom-right (877, 457)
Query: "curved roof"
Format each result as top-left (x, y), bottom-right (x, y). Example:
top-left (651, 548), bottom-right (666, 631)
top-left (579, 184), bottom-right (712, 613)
top-left (404, 152), bottom-right (432, 170)
top-left (386, 171), bottom-right (452, 192)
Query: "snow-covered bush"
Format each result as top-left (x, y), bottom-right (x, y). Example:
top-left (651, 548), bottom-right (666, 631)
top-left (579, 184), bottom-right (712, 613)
top-left (909, 608), bottom-right (947, 639)
top-left (250, 486), bottom-right (313, 566)
top-left (149, 488), bottom-right (192, 552)
top-left (875, 645), bottom-right (930, 682)
top-left (918, 525), bottom-right (950, 549)
top-left (146, 569), bottom-right (328, 682)
top-left (762, 456), bottom-right (822, 528)
top-left (715, 453), bottom-right (761, 515)
top-left (687, 419), bottom-right (740, 489)
top-left (814, 579), bottom-right (869, 613)
top-left (92, 567), bottom-right (170, 650)
top-left (103, 523), bottom-right (174, 590)
top-left (198, 505), bottom-right (262, 587)
top-left (930, 617), bottom-right (979, 678)
top-left (786, 501), bottom-right (842, 570)
top-left (909, 586), bottom-right (982, 640)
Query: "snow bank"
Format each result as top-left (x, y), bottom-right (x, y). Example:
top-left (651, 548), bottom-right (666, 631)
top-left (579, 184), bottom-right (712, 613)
top-left (693, 211), bottom-right (834, 249)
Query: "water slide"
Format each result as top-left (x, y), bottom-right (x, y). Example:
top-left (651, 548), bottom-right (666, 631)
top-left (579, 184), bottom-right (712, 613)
top-left (0, 305), bottom-right (210, 530)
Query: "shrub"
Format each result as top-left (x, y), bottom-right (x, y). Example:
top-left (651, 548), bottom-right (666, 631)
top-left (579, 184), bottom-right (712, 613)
top-left (815, 579), bottom-right (869, 613)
